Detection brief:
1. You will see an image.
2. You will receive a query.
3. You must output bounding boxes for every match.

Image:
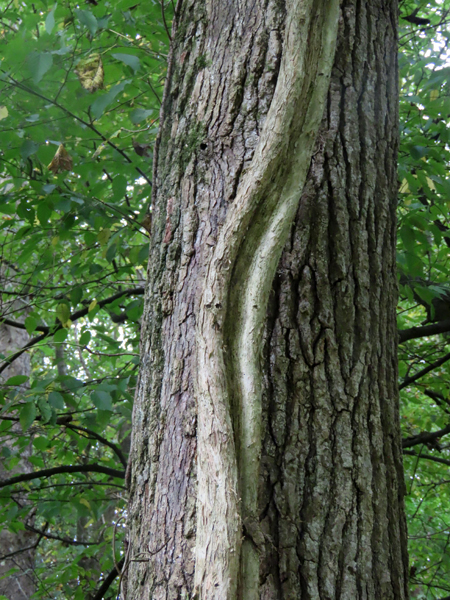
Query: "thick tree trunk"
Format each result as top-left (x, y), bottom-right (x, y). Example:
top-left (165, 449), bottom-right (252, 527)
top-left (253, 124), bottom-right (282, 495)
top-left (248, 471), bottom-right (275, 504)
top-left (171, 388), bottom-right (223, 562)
top-left (127, 0), bottom-right (409, 598)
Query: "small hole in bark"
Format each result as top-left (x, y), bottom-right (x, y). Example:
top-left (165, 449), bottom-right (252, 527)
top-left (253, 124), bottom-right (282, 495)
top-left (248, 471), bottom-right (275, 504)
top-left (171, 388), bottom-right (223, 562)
top-left (200, 142), bottom-right (207, 150)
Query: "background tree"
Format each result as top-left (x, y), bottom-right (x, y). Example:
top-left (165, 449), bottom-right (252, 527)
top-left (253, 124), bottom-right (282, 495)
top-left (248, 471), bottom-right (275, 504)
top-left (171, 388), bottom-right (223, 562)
top-left (1, 0), bottom-right (450, 599)
top-left (0, 306), bottom-right (36, 599)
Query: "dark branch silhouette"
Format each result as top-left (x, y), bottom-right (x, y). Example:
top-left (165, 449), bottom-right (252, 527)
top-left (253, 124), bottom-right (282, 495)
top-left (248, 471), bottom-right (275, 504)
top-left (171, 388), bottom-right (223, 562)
top-left (403, 450), bottom-right (450, 468)
top-left (0, 527), bottom-right (46, 561)
top-left (424, 389), bottom-right (450, 412)
top-left (0, 318), bottom-right (50, 334)
top-left (403, 424), bottom-right (450, 449)
top-left (66, 423), bottom-right (127, 468)
top-left (399, 319), bottom-right (450, 343)
top-left (0, 464), bottom-right (125, 489)
top-left (399, 351), bottom-right (450, 390)
top-left (401, 8), bottom-right (430, 26)
top-left (92, 556), bottom-right (125, 600)
top-left (24, 524), bottom-right (98, 546)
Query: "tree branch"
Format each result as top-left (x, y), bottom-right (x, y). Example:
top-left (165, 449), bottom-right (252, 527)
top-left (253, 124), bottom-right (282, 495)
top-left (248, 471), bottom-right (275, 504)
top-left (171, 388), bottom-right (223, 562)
top-left (0, 540), bottom-right (42, 562)
top-left (92, 556), bottom-right (125, 600)
top-left (0, 525), bottom-right (46, 561)
top-left (0, 287), bottom-right (144, 374)
top-left (403, 450), bottom-right (450, 468)
top-left (65, 424), bottom-right (128, 468)
top-left (399, 351), bottom-right (450, 390)
top-left (0, 318), bottom-right (50, 333)
top-left (403, 424), bottom-right (450, 449)
top-left (399, 320), bottom-right (450, 343)
top-left (24, 524), bottom-right (98, 546)
top-left (0, 464), bottom-right (125, 489)
top-left (424, 388), bottom-right (450, 412)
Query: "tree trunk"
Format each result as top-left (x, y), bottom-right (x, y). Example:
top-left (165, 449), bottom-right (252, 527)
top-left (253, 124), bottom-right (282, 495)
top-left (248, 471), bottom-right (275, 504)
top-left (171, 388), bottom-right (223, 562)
top-left (127, 0), bottom-right (409, 598)
top-left (0, 316), bottom-right (36, 600)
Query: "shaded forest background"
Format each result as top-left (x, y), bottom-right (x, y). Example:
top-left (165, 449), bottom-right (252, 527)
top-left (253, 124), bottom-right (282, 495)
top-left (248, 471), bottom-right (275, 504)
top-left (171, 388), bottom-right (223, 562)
top-left (0, 0), bottom-right (450, 598)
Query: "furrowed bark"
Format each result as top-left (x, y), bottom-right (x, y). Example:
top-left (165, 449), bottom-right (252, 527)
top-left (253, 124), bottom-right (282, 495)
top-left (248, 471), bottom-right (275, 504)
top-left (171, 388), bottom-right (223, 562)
top-left (195, 0), bottom-right (339, 596)
top-left (258, 0), bottom-right (409, 595)
top-left (127, 0), bottom-right (409, 597)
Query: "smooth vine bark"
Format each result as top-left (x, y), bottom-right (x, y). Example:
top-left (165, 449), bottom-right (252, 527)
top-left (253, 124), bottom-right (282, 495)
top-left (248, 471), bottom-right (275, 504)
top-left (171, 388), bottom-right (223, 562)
top-left (127, 0), bottom-right (409, 597)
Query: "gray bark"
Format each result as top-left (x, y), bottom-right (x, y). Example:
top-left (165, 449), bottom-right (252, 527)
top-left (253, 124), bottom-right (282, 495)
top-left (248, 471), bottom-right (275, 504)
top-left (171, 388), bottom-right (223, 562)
top-left (127, 0), bottom-right (409, 598)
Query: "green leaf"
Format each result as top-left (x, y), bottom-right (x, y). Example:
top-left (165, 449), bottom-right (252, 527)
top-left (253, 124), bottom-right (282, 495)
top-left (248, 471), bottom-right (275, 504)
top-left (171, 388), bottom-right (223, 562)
top-left (20, 140), bottom-right (40, 160)
top-left (24, 316), bottom-right (37, 335)
top-left (20, 402), bottom-right (36, 431)
top-left (27, 52), bottom-right (53, 84)
top-left (91, 390), bottom-right (113, 411)
top-left (33, 437), bottom-right (49, 451)
top-left (70, 287), bottom-right (83, 307)
top-left (97, 228), bottom-right (111, 245)
top-left (75, 9), bottom-right (98, 36)
top-left (37, 398), bottom-right (52, 423)
top-left (130, 108), bottom-right (153, 124)
top-left (105, 243), bottom-right (117, 262)
top-left (415, 285), bottom-right (435, 306)
top-left (4, 375), bottom-right (29, 386)
top-left (112, 175), bottom-right (127, 201)
top-left (137, 243), bottom-right (150, 264)
top-left (55, 304), bottom-right (71, 326)
top-left (48, 391), bottom-right (65, 409)
top-left (62, 377), bottom-right (83, 391)
top-left (53, 328), bottom-right (69, 343)
top-left (90, 80), bottom-right (131, 120)
top-left (45, 4), bottom-right (57, 35)
top-left (79, 331), bottom-right (91, 345)
top-left (37, 201), bottom-right (52, 225)
top-left (112, 53), bottom-right (141, 72)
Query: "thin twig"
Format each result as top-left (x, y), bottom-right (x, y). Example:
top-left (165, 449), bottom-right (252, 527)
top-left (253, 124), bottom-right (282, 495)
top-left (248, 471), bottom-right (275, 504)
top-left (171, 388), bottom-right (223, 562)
top-left (160, 0), bottom-right (172, 41)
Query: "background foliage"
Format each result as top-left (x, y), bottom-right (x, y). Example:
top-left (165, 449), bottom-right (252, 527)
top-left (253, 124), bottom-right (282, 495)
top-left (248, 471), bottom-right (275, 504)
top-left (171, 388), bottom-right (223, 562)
top-left (0, 0), bottom-right (169, 597)
top-left (1, 0), bottom-right (450, 598)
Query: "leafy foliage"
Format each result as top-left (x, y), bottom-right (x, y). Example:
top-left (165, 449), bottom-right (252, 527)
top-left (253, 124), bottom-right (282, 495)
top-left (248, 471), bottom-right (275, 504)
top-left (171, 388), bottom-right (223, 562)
top-left (0, 0), bottom-right (170, 597)
top-left (399, 0), bottom-right (450, 597)
top-left (1, 0), bottom-right (450, 598)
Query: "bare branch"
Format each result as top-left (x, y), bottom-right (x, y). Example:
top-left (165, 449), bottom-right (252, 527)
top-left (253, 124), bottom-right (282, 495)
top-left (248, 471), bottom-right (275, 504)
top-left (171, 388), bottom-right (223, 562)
top-left (24, 524), bottom-right (98, 546)
top-left (0, 464), bottom-right (125, 489)
top-left (399, 351), bottom-right (450, 390)
top-left (403, 450), bottom-right (450, 468)
top-left (403, 424), bottom-right (450, 449)
top-left (91, 556), bottom-right (125, 600)
top-left (399, 320), bottom-right (450, 344)
top-left (65, 423), bottom-right (128, 468)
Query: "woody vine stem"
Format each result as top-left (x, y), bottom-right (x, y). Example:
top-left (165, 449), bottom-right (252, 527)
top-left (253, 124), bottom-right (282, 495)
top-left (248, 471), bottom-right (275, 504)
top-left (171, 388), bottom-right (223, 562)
top-left (195, 0), bottom-right (340, 598)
